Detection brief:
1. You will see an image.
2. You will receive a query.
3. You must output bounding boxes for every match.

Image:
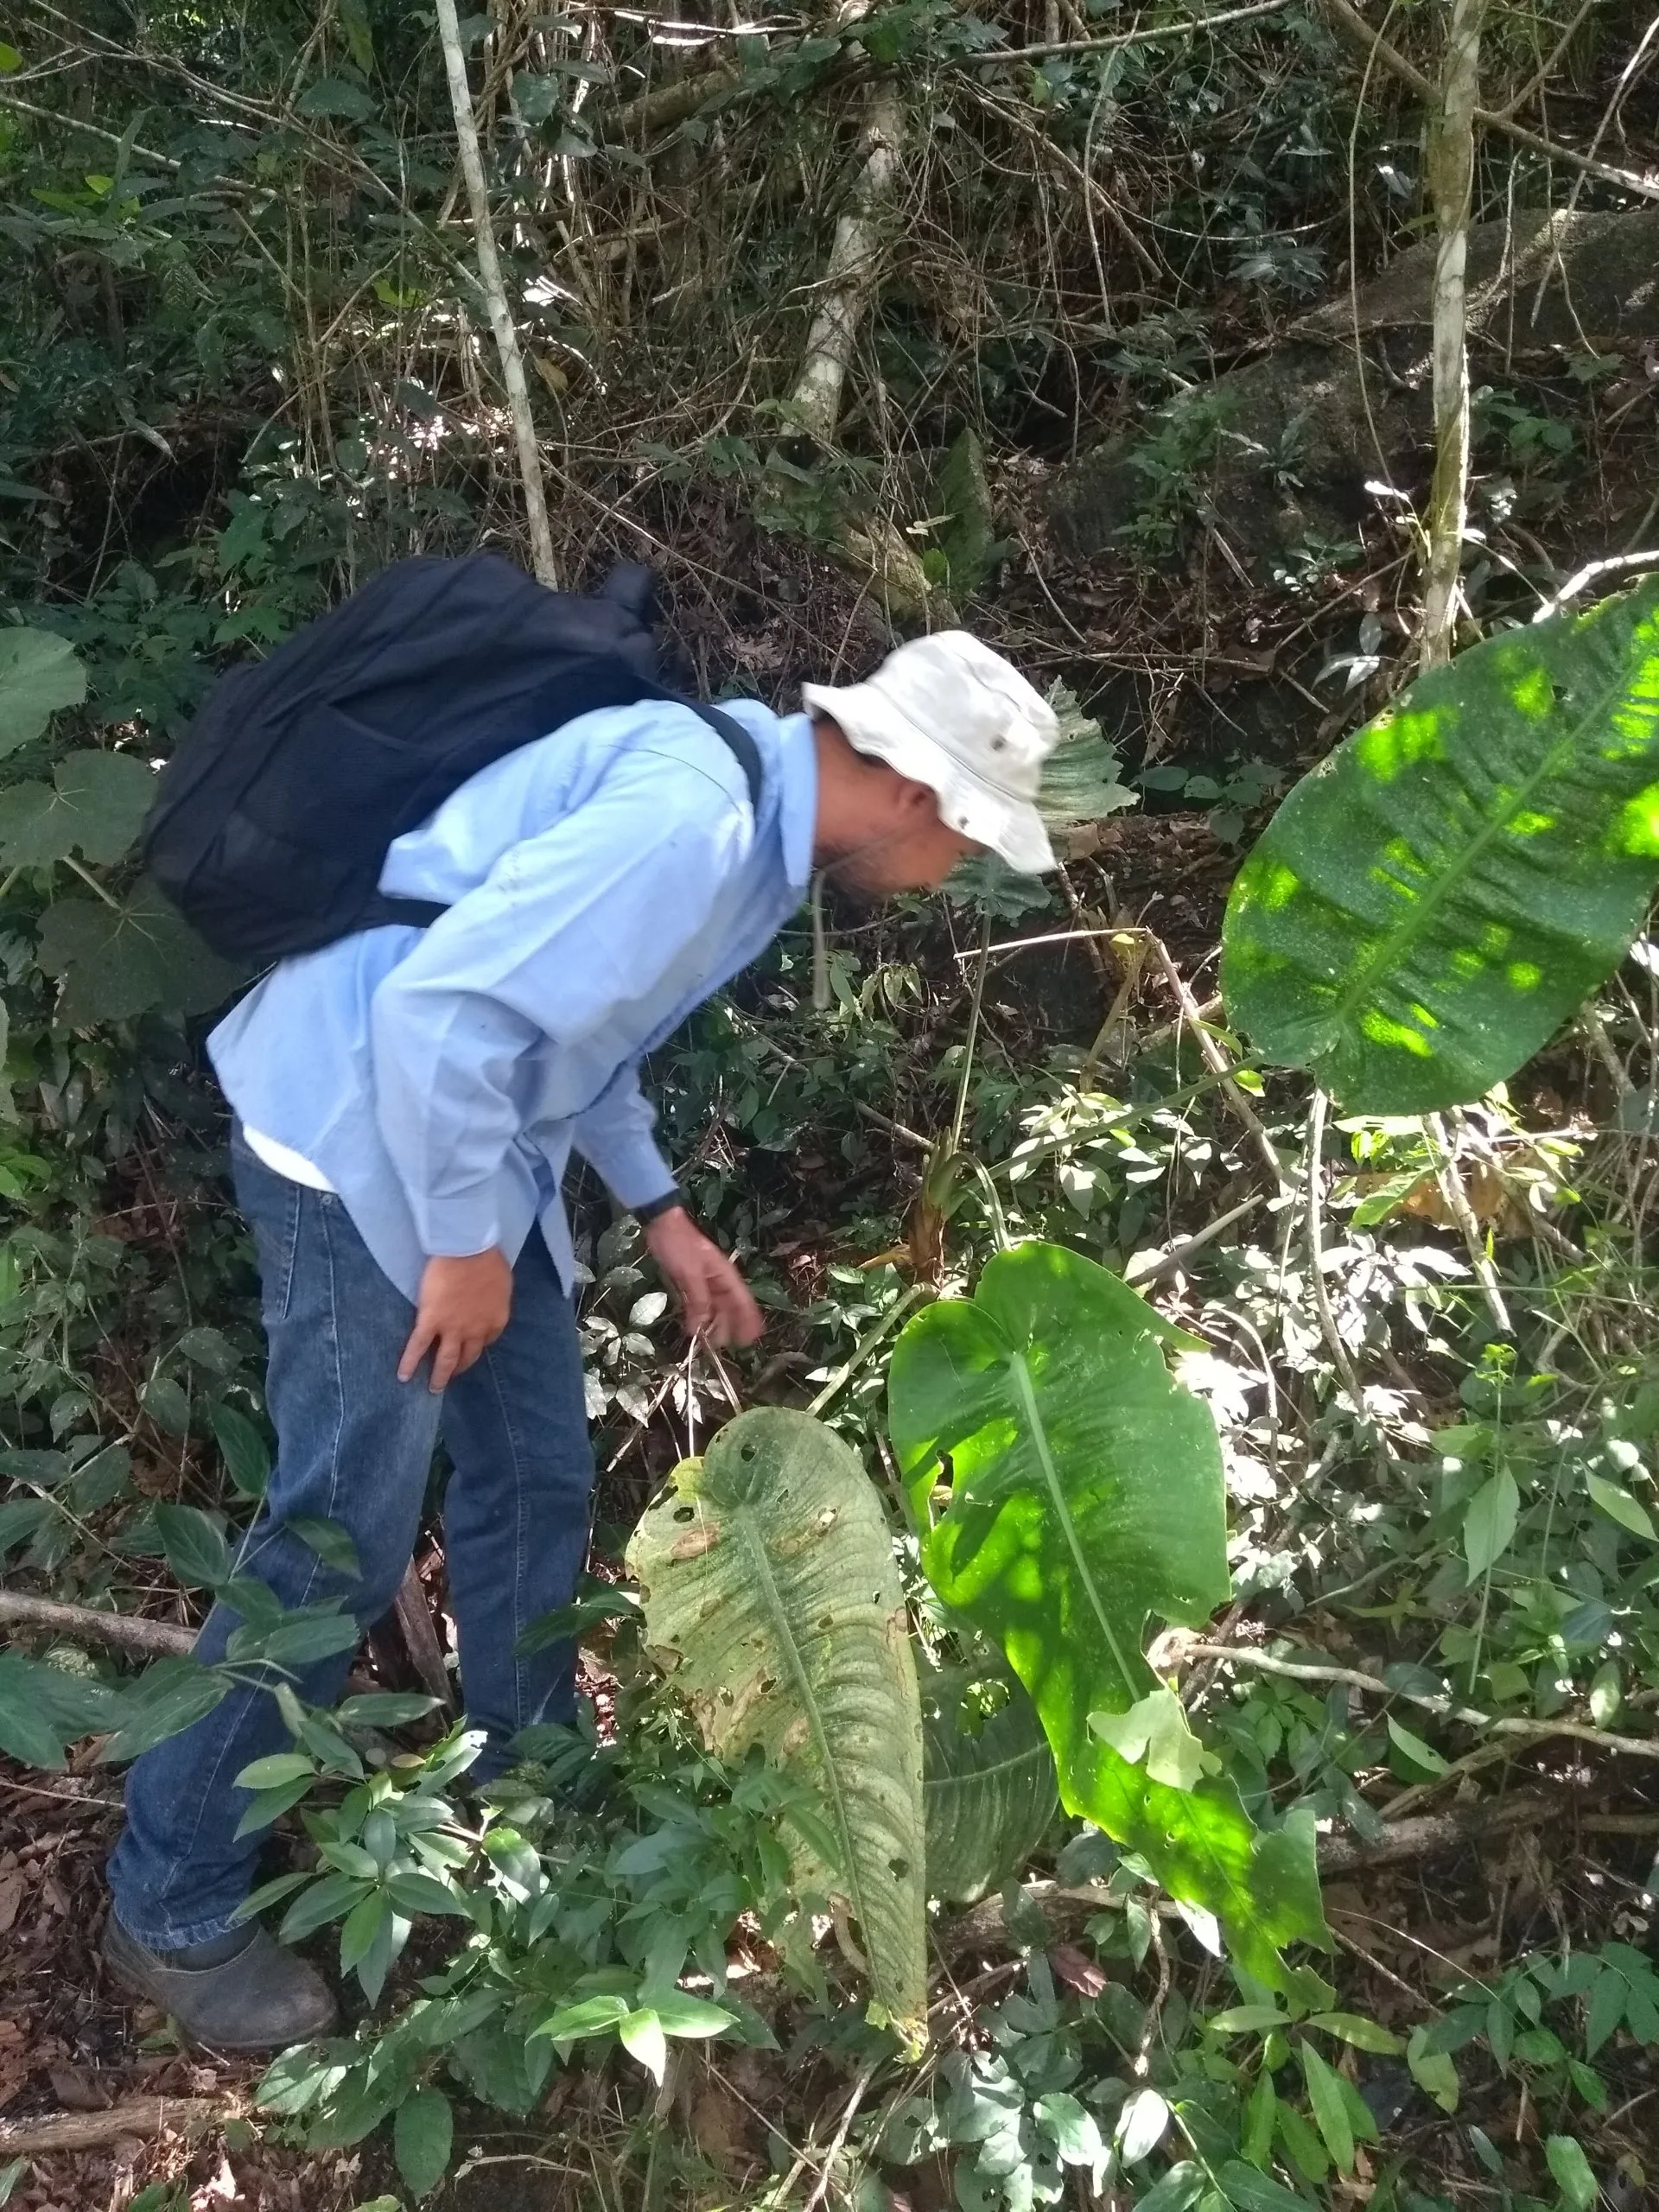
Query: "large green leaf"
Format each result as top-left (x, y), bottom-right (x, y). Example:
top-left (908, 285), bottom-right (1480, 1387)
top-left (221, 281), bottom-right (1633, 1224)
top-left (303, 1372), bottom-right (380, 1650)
top-left (922, 1668), bottom-right (1058, 1904)
top-left (1221, 575), bottom-right (1659, 1112)
top-left (0, 627), bottom-right (86, 756)
top-left (627, 1408), bottom-right (927, 2044)
top-left (889, 1242), bottom-right (1330, 1992)
top-left (0, 751), bottom-right (153, 867)
top-left (36, 885), bottom-right (245, 1024)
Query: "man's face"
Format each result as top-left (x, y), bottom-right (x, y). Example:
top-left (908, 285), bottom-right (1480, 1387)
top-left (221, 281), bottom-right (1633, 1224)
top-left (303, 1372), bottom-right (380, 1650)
top-left (828, 798), bottom-right (982, 898)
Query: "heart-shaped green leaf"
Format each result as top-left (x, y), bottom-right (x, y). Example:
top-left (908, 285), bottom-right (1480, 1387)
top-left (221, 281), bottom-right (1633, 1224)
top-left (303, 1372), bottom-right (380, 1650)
top-left (0, 627), bottom-right (85, 756)
top-left (890, 1242), bottom-right (1330, 1993)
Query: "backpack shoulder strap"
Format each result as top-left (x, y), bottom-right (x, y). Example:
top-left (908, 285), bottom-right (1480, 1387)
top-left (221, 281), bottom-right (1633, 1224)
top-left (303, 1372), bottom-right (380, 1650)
top-left (359, 695), bottom-right (766, 938)
top-left (683, 698), bottom-right (764, 813)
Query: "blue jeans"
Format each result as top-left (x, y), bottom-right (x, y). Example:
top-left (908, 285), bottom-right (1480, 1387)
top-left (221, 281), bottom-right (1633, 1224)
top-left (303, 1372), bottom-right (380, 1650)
top-left (108, 1135), bottom-right (596, 1949)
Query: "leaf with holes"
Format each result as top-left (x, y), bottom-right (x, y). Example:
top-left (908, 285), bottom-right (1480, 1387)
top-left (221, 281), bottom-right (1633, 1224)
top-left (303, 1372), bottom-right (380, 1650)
top-left (890, 1241), bottom-right (1330, 1995)
top-left (627, 1407), bottom-right (927, 2045)
top-left (0, 627), bottom-right (86, 756)
top-left (1222, 575), bottom-right (1659, 1111)
top-left (922, 1668), bottom-right (1058, 1904)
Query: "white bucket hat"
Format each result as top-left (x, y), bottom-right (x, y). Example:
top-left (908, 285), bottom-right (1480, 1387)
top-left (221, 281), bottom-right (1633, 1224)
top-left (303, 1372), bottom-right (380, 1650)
top-left (802, 631), bottom-right (1061, 874)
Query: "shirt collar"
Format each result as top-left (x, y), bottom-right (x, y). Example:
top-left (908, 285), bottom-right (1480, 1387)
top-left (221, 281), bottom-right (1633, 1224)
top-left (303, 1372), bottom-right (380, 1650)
top-left (773, 712), bottom-right (817, 893)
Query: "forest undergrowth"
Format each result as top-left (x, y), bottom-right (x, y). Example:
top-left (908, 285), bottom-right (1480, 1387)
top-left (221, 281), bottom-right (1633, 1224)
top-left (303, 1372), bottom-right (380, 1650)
top-left (1, 0), bottom-right (1657, 2208)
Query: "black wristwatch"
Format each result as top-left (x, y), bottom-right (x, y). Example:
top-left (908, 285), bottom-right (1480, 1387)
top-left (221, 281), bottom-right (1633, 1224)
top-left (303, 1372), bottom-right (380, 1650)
top-left (634, 1188), bottom-right (685, 1225)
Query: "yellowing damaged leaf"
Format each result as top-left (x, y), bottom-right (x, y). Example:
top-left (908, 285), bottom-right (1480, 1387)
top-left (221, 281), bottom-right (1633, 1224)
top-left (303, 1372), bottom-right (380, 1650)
top-left (627, 1408), bottom-right (927, 2048)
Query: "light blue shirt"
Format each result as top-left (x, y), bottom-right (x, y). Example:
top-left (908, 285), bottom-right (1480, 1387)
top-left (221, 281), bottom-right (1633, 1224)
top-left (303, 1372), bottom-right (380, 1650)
top-left (208, 699), bottom-right (817, 1301)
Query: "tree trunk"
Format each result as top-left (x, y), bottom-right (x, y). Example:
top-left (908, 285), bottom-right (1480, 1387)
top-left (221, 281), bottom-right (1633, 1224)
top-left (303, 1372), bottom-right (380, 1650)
top-left (433, 0), bottom-right (559, 586)
top-left (790, 82), bottom-right (906, 447)
top-left (1419, 0), bottom-right (1487, 668)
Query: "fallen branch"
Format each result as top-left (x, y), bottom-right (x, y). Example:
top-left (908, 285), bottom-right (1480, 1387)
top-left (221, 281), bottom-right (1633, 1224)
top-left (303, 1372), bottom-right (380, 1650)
top-left (1140, 931), bottom-right (1290, 1193)
top-left (1, 1588), bottom-right (379, 1695)
top-left (941, 1797), bottom-right (1659, 1955)
top-left (433, 0), bottom-right (558, 586)
top-left (1180, 1640), bottom-right (1659, 1764)
top-left (1317, 1792), bottom-right (1554, 1872)
top-left (0, 1590), bottom-right (194, 1659)
top-left (0, 2097), bottom-right (232, 2156)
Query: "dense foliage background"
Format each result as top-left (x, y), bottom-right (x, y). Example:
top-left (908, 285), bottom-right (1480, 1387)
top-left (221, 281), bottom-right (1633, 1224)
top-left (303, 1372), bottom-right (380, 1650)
top-left (1, 0), bottom-right (1657, 2206)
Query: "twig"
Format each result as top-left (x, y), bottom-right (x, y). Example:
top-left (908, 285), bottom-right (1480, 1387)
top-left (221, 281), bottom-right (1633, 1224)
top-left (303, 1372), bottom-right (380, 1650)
top-left (791, 82), bottom-right (905, 445)
top-left (749, 1032), bottom-right (931, 1154)
top-left (1315, 0), bottom-right (1659, 200)
top-left (1306, 1088), bottom-right (1369, 1412)
top-left (1181, 1639), bottom-right (1659, 1763)
top-left (1418, 0), bottom-right (1485, 670)
top-left (807, 1283), bottom-right (931, 1418)
top-left (433, 0), bottom-right (558, 585)
top-left (1141, 932), bottom-right (1289, 1192)
top-left (800, 2060), bottom-right (878, 2212)
top-left (0, 2098), bottom-right (232, 2155)
top-left (1123, 1194), bottom-right (1266, 1287)
top-left (0, 1588), bottom-right (194, 1658)
top-left (0, 92), bottom-right (184, 172)
top-left (1531, 547), bottom-right (1659, 620)
top-left (1426, 1111), bottom-right (1512, 1333)
top-left (959, 0), bottom-right (1292, 62)
top-left (0, 1775), bottom-right (124, 1811)
top-left (1491, 0), bottom-right (1601, 117)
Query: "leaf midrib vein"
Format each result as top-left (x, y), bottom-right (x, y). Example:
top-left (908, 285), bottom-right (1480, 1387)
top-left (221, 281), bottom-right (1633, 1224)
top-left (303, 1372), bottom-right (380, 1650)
top-left (1008, 1351), bottom-right (1140, 1698)
top-left (731, 1489), bottom-right (873, 1942)
top-left (1318, 637), bottom-right (1656, 1042)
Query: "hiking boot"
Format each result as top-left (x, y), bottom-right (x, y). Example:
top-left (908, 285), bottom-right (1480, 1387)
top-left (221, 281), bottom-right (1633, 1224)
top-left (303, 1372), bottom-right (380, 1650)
top-left (103, 1915), bottom-right (338, 2052)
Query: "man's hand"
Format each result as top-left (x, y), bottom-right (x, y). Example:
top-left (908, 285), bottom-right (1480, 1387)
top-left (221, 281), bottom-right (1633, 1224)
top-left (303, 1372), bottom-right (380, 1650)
top-left (645, 1207), bottom-right (763, 1348)
top-left (399, 1249), bottom-right (512, 1391)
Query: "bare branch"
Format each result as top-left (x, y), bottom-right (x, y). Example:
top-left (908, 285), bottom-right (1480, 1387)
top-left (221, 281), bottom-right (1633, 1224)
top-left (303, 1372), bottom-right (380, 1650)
top-left (1419, 0), bottom-right (1485, 670)
top-left (1180, 1639), bottom-right (1659, 1763)
top-left (1317, 0), bottom-right (1659, 201)
top-left (0, 2099), bottom-right (232, 2156)
top-left (433, 0), bottom-right (559, 585)
top-left (0, 1589), bottom-right (194, 1658)
top-left (790, 81), bottom-right (906, 446)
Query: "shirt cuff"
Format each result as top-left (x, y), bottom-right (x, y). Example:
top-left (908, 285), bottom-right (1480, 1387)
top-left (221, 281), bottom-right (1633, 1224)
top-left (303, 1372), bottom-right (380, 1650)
top-left (410, 1191), bottom-right (505, 1261)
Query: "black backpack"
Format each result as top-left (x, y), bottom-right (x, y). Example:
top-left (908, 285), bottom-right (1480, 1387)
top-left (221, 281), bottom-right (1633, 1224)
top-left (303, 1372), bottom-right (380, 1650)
top-left (142, 552), bottom-right (762, 967)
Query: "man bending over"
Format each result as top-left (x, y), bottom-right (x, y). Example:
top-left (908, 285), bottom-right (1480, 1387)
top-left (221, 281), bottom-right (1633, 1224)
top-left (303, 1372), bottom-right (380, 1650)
top-left (105, 628), bottom-right (1059, 2048)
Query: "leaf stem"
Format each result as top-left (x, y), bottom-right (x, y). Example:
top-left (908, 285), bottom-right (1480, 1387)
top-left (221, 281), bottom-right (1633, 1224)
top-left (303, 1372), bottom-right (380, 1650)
top-left (60, 855), bottom-right (122, 911)
top-left (807, 1283), bottom-right (931, 1418)
top-left (1306, 1088), bottom-right (1367, 1415)
top-left (951, 916), bottom-right (991, 1156)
